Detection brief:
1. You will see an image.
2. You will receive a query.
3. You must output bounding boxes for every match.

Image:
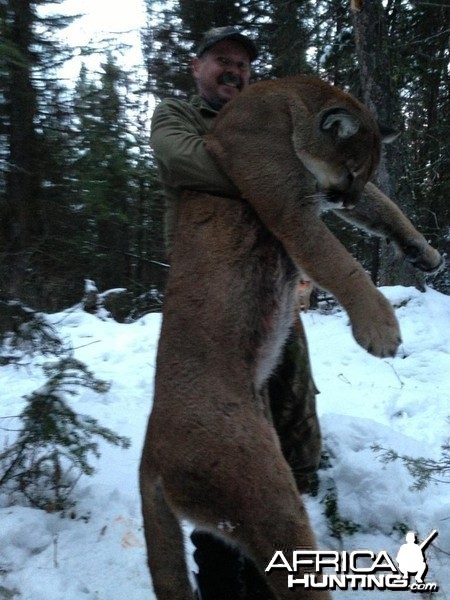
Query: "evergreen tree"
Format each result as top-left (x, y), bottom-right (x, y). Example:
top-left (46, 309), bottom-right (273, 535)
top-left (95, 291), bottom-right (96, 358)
top-left (310, 0), bottom-right (358, 88)
top-left (1, 0), bottom-right (42, 298)
top-left (0, 305), bottom-right (131, 512)
top-left (390, 0), bottom-right (449, 291)
top-left (0, 355), bottom-right (130, 512)
top-left (128, 96), bottom-right (167, 299)
top-left (351, 0), bottom-right (449, 289)
top-left (1, 1), bottom-right (167, 311)
top-left (258, 0), bottom-right (313, 79)
top-left (0, 0), bottom-right (79, 306)
top-left (72, 57), bottom-right (166, 301)
top-left (71, 56), bottom-right (133, 290)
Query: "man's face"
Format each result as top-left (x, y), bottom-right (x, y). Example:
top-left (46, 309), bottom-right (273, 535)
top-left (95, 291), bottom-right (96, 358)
top-left (192, 40), bottom-right (251, 108)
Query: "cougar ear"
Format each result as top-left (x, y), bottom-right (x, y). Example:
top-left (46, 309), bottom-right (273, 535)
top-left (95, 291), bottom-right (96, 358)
top-left (378, 122), bottom-right (400, 144)
top-left (320, 108), bottom-right (360, 139)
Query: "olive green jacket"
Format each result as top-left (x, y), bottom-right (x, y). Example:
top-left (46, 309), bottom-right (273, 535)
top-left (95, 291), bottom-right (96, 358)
top-left (150, 95), bottom-right (239, 253)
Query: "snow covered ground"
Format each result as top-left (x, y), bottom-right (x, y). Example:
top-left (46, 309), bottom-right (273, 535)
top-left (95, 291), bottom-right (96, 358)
top-left (1, 285), bottom-right (449, 599)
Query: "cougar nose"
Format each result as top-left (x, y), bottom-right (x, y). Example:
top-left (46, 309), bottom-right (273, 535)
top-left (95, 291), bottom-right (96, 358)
top-left (324, 189), bottom-right (357, 209)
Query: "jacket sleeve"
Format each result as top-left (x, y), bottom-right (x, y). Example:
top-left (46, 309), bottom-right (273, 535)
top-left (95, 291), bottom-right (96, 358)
top-left (150, 99), bottom-right (239, 197)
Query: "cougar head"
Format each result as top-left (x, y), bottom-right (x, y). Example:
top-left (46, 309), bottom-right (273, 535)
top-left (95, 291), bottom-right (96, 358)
top-left (294, 106), bottom-right (397, 210)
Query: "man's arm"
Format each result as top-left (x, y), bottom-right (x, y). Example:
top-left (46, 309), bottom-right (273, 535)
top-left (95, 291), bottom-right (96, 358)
top-left (150, 98), bottom-right (239, 197)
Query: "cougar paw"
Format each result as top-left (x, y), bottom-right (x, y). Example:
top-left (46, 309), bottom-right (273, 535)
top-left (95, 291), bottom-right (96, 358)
top-left (403, 241), bottom-right (443, 274)
top-left (350, 295), bottom-right (401, 358)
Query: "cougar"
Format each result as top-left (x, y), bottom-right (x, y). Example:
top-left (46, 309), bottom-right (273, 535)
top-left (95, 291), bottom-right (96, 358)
top-left (140, 76), bottom-right (442, 600)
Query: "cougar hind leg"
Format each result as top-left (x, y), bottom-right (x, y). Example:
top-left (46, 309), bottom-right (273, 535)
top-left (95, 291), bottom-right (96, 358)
top-left (231, 476), bottom-right (331, 600)
top-left (139, 464), bottom-right (196, 600)
top-left (159, 417), bottom-right (331, 600)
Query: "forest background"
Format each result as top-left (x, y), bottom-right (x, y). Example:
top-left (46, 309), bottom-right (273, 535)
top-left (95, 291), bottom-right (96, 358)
top-left (1, 0), bottom-right (449, 319)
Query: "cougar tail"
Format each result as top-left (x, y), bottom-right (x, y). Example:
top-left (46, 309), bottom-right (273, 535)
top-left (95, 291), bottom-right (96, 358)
top-left (139, 464), bottom-right (196, 600)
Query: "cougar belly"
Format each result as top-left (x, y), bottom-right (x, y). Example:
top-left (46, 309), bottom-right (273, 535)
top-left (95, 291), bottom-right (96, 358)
top-left (253, 255), bottom-right (298, 390)
top-left (234, 208), bottom-right (299, 391)
top-left (170, 192), bottom-right (299, 390)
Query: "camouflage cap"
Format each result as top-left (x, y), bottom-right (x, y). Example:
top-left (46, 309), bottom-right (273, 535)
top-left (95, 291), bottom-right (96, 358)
top-left (196, 26), bottom-right (258, 62)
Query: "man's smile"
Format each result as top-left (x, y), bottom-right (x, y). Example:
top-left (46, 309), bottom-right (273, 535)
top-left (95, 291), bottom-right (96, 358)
top-left (217, 72), bottom-right (243, 90)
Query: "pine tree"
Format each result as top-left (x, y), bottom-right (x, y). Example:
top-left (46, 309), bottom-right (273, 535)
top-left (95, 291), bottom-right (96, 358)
top-left (0, 307), bottom-right (130, 512)
top-left (71, 57), bottom-right (166, 303)
top-left (1, 0), bottom-right (41, 298)
top-left (390, 0), bottom-right (449, 292)
top-left (71, 57), bottom-right (134, 291)
top-left (0, 356), bottom-right (130, 512)
top-left (0, 0), bottom-right (79, 306)
top-left (351, 0), bottom-right (449, 289)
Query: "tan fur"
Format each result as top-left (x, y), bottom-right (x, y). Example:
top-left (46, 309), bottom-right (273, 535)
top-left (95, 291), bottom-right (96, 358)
top-left (206, 76), bottom-right (442, 357)
top-left (140, 76), bottom-right (442, 600)
top-left (297, 280), bottom-right (314, 312)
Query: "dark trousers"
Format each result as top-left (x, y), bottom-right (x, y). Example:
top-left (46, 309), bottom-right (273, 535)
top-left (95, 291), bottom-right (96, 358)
top-left (192, 319), bottom-right (321, 600)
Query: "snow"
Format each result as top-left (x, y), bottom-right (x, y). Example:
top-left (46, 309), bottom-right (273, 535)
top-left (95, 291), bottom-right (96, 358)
top-left (1, 285), bottom-right (449, 599)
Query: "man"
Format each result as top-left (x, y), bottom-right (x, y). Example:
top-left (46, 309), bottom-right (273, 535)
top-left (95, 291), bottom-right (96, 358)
top-left (151, 27), bottom-right (253, 253)
top-left (150, 26), bottom-right (321, 600)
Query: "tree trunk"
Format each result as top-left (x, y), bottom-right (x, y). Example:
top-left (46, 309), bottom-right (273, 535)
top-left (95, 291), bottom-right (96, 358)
top-left (351, 0), bottom-right (425, 290)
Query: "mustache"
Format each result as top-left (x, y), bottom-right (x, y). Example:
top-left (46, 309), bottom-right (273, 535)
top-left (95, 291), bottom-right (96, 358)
top-left (217, 71), bottom-right (243, 89)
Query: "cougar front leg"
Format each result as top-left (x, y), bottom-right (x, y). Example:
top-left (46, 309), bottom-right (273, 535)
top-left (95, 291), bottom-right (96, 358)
top-left (274, 211), bottom-right (401, 357)
top-left (338, 182), bottom-right (443, 273)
